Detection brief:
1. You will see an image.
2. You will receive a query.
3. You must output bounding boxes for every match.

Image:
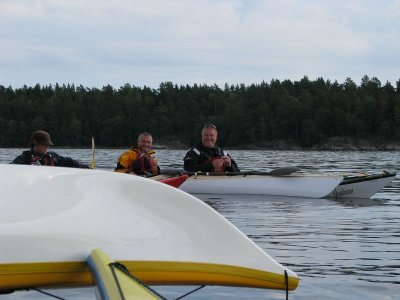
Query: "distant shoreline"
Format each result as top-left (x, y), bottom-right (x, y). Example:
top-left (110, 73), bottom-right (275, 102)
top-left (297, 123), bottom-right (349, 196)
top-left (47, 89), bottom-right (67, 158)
top-left (3, 138), bottom-right (400, 151)
top-left (157, 137), bottom-right (400, 151)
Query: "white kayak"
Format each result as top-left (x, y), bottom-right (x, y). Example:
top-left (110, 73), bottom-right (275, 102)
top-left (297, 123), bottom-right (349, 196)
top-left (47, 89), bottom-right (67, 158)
top-left (327, 171), bottom-right (396, 199)
top-left (177, 172), bottom-right (343, 198)
top-left (0, 164), bottom-right (298, 293)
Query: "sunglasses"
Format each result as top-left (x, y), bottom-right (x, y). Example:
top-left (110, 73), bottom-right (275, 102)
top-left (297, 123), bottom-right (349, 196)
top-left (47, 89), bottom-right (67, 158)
top-left (202, 124), bottom-right (217, 130)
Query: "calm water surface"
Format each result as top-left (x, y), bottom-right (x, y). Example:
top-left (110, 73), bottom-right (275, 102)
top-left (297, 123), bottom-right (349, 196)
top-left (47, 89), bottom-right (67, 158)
top-left (1, 149), bottom-right (399, 300)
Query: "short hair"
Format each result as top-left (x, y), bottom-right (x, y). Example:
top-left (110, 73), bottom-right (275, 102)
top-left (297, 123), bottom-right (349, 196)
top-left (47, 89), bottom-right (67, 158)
top-left (138, 132), bottom-right (152, 141)
top-left (202, 124), bottom-right (217, 131)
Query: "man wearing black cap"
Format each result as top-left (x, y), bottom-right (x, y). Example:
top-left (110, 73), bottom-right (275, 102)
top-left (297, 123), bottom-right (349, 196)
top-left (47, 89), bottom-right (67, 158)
top-left (11, 130), bottom-right (88, 168)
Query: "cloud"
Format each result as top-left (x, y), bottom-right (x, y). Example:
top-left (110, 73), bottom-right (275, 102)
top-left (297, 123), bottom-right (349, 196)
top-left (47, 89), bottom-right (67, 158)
top-left (0, 0), bottom-right (399, 88)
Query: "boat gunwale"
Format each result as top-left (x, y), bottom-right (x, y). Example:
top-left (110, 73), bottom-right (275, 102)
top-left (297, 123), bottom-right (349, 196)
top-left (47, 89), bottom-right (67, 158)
top-left (0, 260), bottom-right (299, 291)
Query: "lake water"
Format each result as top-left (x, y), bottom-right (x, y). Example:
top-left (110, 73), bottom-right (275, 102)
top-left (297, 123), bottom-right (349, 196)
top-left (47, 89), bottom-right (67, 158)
top-left (1, 148), bottom-right (399, 300)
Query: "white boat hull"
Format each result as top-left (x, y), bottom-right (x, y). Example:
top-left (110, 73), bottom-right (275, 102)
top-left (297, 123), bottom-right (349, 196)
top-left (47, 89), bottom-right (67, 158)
top-left (180, 174), bottom-right (343, 198)
top-left (0, 165), bottom-right (298, 291)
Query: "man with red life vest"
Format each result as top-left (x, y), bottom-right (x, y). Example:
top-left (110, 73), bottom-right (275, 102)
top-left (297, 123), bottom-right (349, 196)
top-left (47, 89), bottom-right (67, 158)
top-left (184, 124), bottom-right (239, 173)
top-left (11, 130), bottom-right (88, 168)
top-left (114, 132), bottom-right (160, 176)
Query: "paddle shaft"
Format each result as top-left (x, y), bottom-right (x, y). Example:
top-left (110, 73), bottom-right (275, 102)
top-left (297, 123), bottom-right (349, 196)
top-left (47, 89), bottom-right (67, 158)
top-left (91, 137), bottom-right (95, 169)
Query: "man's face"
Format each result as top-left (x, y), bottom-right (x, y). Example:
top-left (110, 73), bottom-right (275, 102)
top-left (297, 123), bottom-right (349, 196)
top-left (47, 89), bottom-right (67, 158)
top-left (32, 143), bottom-right (48, 155)
top-left (201, 128), bottom-right (217, 149)
top-left (138, 135), bottom-right (152, 152)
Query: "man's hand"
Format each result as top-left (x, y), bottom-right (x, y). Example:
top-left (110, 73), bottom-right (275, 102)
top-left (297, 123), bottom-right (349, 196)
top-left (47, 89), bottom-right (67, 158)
top-left (222, 156), bottom-right (231, 167)
top-left (148, 156), bottom-right (158, 175)
top-left (212, 158), bottom-right (224, 172)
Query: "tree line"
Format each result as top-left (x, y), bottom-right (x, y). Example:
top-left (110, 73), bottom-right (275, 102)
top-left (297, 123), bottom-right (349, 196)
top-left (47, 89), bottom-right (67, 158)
top-left (1, 76), bottom-right (399, 148)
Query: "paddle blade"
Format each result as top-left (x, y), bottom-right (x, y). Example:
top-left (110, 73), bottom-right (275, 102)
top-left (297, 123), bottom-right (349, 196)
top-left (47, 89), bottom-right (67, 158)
top-left (269, 167), bottom-right (300, 176)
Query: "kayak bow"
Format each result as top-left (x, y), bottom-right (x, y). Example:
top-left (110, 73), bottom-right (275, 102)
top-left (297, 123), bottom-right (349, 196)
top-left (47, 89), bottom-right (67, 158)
top-left (0, 165), bottom-right (298, 292)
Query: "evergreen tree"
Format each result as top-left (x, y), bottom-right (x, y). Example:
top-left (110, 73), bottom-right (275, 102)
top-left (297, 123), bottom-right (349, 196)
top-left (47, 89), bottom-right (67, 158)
top-left (0, 77), bottom-right (399, 148)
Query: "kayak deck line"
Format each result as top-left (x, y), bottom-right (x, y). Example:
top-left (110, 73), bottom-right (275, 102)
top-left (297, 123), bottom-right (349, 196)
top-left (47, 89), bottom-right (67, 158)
top-left (161, 167), bottom-right (301, 177)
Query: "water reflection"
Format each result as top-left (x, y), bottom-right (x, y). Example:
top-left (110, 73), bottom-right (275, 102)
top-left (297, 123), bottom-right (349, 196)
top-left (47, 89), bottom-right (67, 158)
top-left (328, 197), bottom-right (390, 207)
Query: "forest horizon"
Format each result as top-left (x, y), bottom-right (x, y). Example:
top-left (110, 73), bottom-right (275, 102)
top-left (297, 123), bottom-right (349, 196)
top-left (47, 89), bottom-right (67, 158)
top-left (1, 75), bottom-right (399, 149)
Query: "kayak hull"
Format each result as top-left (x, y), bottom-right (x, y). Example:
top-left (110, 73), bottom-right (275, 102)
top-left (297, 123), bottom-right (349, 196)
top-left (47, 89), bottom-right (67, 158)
top-left (327, 172), bottom-right (396, 199)
top-left (0, 165), bottom-right (298, 292)
top-left (173, 171), bottom-right (395, 199)
top-left (179, 174), bottom-right (343, 198)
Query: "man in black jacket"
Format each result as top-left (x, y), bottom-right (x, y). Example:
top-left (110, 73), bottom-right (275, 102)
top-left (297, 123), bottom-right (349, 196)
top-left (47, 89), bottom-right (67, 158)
top-left (11, 130), bottom-right (88, 168)
top-left (184, 124), bottom-right (239, 172)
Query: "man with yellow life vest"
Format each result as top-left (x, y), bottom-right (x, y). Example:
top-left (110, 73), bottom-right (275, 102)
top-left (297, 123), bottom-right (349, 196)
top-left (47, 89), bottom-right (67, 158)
top-left (184, 124), bottom-right (239, 173)
top-left (114, 132), bottom-right (160, 176)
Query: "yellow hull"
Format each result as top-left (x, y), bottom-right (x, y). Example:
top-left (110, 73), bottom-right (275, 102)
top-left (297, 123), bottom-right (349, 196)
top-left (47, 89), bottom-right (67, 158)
top-left (0, 260), bottom-right (298, 291)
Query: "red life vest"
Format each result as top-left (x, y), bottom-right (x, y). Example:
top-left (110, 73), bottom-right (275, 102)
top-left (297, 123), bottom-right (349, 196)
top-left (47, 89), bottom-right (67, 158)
top-left (30, 153), bottom-right (55, 166)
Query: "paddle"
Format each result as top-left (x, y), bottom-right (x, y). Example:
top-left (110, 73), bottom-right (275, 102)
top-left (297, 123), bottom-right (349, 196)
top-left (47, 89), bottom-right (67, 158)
top-left (91, 137), bottom-right (95, 169)
top-left (162, 166), bottom-right (300, 177)
top-left (265, 166), bottom-right (300, 176)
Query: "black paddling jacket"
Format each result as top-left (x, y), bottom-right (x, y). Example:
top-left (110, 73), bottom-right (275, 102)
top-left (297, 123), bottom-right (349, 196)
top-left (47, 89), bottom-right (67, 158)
top-left (183, 143), bottom-right (239, 172)
top-left (11, 151), bottom-right (88, 168)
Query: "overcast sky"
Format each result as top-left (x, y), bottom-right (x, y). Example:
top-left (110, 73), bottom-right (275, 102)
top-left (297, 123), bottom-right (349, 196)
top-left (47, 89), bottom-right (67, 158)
top-left (1, 0), bottom-right (399, 89)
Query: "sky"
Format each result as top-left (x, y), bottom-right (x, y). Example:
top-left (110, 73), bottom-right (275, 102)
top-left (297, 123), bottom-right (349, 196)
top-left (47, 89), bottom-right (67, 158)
top-left (1, 0), bottom-right (399, 89)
